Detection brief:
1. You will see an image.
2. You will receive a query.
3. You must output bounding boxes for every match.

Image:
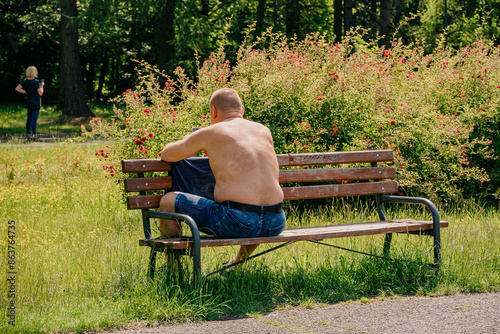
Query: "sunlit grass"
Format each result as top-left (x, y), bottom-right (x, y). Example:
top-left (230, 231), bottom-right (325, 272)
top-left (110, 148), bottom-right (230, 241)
top-left (0, 142), bottom-right (498, 334)
top-left (0, 104), bottom-right (114, 135)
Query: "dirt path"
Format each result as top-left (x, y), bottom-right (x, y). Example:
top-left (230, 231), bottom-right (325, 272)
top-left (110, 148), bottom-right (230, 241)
top-left (102, 292), bottom-right (499, 334)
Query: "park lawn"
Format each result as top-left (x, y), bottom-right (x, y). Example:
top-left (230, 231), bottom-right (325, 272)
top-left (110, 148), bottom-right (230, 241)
top-left (0, 104), bottom-right (114, 136)
top-left (0, 141), bottom-right (499, 334)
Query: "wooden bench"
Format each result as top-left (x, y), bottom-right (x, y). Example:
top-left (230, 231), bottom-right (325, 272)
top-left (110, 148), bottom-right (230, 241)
top-left (122, 150), bottom-right (448, 282)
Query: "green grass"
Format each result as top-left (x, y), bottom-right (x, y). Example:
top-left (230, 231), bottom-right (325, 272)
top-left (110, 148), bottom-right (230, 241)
top-left (0, 104), bottom-right (114, 136)
top-left (0, 142), bottom-right (499, 334)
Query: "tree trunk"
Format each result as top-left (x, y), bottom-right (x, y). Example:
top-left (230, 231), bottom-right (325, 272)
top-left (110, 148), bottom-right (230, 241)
top-left (369, 0), bottom-right (378, 40)
top-left (255, 0), bottom-right (267, 36)
top-left (59, 0), bottom-right (93, 117)
top-left (344, 0), bottom-right (353, 35)
top-left (334, 0), bottom-right (343, 42)
top-left (285, 0), bottom-right (301, 38)
top-left (379, 0), bottom-right (393, 47)
top-left (85, 49), bottom-right (97, 100)
top-left (200, 0), bottom-right (209, 16)
top-left (96, 54), bottom-right (109, 101)
top-left (158, 0), bottom-right (177, 73)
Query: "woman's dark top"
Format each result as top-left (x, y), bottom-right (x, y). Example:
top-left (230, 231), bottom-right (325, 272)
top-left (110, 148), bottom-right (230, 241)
top-left (20, 79), bottom-right (41, 111)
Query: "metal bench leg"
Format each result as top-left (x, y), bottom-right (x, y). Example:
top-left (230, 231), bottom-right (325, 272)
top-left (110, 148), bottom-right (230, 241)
top-left (383, 233), bottom-right (393, 257)
top-left (148, 248), bottom-right (157, 279)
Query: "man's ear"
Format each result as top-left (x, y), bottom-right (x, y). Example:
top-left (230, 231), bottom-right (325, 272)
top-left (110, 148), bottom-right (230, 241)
top-left (241, 106), bottom-right (245, 117)
top-left (211, 105), bottom-right (218, 122)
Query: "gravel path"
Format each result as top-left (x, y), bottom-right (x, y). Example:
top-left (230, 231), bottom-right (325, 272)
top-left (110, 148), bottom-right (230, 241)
top-left (102, 292), bottom-right (499, 334)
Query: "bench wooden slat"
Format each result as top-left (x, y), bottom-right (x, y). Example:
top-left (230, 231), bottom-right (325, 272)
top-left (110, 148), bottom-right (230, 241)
top-left (279, 167), bottom-right (395, 183)
top-left (122, 159), bottom-right (171, 173)
top-left (126, 181), bottom-right (398, 209)
top-left (139, 219), bottom-right (449, 249)
top-left (276, 150), bottom-right (393, 166)
top-left (127, 194), bottom-right (163, 210)
top-left (121, 150), bottom-right (394, 174)
top-left (125, 176), bottom-right (172, 192)
top-left (283, 181), bottom-right (397, 200)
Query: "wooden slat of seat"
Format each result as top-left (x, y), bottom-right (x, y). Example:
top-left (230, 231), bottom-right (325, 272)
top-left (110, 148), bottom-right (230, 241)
top-left (277, 150), bottom-right (393, 166)
top-left (126, 181), bottom-right (399, 209)
top-left (122, 159), bottom-right (171, 173)
top-left (139, 219), bottom-right (449, 249)
top-left (283, 181), bottom-right (397, 200)
top-left (127, 194), bottom-right (163, 210)
top-left (279, 167), bottom-right (395, 183)
top-left (125, 176), bottom-right (172, 192)
top-left (121, 150), bottom-right (394, 174)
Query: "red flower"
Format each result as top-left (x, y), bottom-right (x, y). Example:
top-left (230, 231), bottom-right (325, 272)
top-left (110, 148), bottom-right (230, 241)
top-left (391, 120), bottom-right (395, 125)
top-left (317, 97), bottom-right (323, 100)
top-left (141, 136), bottom-right (147, 141)
top-left (125, 121), bottom-right (130, 126)
top-left (302, 145), bottom-right (307, 150)
top-left (149, 133), bottom-right (154, 138)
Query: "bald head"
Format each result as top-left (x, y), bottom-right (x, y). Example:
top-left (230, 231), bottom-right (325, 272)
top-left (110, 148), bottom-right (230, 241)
top-left (209, 88), bottom-right (243, 115)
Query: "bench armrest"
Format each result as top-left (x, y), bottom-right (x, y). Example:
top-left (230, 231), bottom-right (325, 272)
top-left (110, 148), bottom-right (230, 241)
top-left (141, 210), bottom-right (201, 279)
top-left (380, 194), bottom-right (441, 264)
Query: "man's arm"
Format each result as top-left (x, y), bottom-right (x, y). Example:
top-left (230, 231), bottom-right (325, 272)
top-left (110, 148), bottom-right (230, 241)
top-left (160, 129), bottom-right (208, 162)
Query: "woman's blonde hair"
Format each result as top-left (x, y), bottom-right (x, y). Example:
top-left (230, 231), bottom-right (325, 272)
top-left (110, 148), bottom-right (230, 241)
top-left (26, 66), bottom-right (38, 78)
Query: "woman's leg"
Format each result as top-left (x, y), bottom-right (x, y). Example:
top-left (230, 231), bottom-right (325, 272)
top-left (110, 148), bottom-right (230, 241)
top-left (30, 110), bottom-right (40, 137)
top-left (26, 110), bottom-right (32, 136)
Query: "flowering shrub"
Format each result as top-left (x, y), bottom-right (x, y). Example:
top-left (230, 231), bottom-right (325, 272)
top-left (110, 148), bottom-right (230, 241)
top-left (89, 33), bottom-right (500, 204)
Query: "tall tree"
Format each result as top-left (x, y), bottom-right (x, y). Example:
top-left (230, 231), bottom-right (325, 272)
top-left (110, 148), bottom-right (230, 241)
top-left (344, 0), bottom-right (353, 35)
top-left (379, 0), bottom-right (393, 47)
top-left (256, 0), bottom-right (267, 36)
top-left (59, 0), bottom-right (93, 117)
top-left (158, 0), bottom-right (177, 73)
top-left (334, 0), bottom-right (342, 42)
top-left (285, 0), bottom-right (301, 38)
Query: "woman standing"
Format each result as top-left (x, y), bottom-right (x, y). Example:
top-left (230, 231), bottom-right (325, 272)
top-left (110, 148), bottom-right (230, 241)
top-left (15, 66), bottom-right (45, 140)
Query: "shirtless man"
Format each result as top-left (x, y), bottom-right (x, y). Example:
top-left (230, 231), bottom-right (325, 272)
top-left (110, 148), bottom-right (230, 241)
top-left (159, 88), bottom-right (285, 264)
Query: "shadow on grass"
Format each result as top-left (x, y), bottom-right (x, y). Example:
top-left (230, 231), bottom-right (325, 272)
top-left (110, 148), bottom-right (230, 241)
top-left (143, 253), bottom-right (440, 322)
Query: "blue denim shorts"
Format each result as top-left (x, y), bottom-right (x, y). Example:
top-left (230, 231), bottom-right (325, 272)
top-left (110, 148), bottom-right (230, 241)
top-left (174, 192), bottom-right (286, 238)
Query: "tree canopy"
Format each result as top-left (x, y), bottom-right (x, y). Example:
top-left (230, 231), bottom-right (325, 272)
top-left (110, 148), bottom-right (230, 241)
top-left (1, 0), bottom-right (498, 116)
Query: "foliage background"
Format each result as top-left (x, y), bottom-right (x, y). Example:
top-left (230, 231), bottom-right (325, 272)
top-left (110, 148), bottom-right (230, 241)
top-left (89, 30), bottom-right (500, 204)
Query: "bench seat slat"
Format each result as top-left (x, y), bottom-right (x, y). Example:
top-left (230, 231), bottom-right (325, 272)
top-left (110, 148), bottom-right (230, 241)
top-left (125, 176), bottom-right (172, 192)
top-left (122, 159), bottom-right (171, 173)
top-left (139, 219), bottom-right (449, 249)
top-left (127, 194), bottom-right (163, 210)
top-left (126, 181), bottom-right (398, 209)
top-left (283, 181), bottom-right (397, 200)
top-left (279, 167), bottom-right (395, 183)
top-left (276, 150), bottom-right (393, 166)
top-left (121, 150), bottom-right (394, 174)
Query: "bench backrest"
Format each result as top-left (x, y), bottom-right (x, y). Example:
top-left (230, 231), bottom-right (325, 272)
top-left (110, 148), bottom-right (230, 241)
top-left (121, 150), bottom-right (396, 210)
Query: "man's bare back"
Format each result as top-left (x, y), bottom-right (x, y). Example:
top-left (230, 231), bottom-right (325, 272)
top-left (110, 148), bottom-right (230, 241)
top-left (160, 101), bottom-right (282, 206)
top-left (190, 118), bottom-right (282, 205)
top-left (158, 88), bottom-right (285, 264)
